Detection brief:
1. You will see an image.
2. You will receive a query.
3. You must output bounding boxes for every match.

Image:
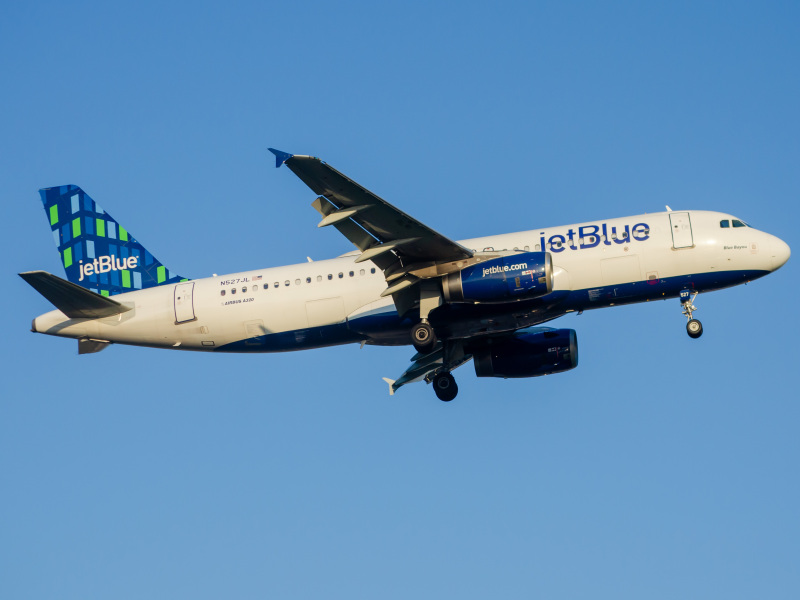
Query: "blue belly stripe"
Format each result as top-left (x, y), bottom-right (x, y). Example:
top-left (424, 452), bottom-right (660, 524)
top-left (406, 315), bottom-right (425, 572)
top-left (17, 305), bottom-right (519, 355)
top-left (214, 269), bottom-right (770, 353)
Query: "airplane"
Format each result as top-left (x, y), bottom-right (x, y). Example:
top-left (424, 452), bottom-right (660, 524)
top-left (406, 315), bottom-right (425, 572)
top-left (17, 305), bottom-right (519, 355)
top-left (20, 149), bottom-right (791, 401)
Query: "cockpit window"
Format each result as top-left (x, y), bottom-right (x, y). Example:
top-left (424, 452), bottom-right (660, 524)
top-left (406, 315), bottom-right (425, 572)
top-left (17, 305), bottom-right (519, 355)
top-left (732, 219), bottom-right (746, 228)
top-left (720, 220), bottom-right (730, 228)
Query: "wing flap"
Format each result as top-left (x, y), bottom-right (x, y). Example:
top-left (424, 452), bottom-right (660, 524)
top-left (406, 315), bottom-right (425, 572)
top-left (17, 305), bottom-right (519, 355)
top-left (311, 195), bottom-right (397, 270)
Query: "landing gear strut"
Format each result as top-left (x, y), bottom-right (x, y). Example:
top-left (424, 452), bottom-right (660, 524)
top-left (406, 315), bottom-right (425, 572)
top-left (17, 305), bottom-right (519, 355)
top-left (680, 289), bottom-right (703, 339)
top-left (433, 372), bottom-right (458, 402)
top-left (411, 281), bottom-right (443, 354)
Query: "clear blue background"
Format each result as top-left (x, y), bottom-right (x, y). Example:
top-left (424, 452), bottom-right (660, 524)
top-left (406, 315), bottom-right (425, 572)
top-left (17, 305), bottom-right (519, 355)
top-left (2, 2), bottom-right (798, 598)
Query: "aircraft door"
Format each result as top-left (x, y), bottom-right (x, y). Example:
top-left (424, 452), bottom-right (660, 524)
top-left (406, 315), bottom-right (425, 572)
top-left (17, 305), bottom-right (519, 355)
top-left (174, 282), bottom-right (196, 324)
top-left (669, 212), bottom-right (694, 249)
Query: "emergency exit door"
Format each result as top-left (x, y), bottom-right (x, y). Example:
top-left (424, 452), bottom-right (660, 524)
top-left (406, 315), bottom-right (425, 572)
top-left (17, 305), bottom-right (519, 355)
top-left (669, 212), bottom-right (694, 249)
top-left (174, 282), bottom-right (196, 324)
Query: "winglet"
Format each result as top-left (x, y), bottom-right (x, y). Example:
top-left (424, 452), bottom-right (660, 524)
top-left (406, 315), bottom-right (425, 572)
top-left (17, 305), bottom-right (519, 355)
top-left (268, 148), bottom-right (293, 168)
top-left (381, 377), bottom-right (396, 396)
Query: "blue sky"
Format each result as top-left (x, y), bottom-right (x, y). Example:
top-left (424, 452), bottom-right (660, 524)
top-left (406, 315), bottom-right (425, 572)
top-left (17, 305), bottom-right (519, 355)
top-left (2, 1), bottom-right (799, 598)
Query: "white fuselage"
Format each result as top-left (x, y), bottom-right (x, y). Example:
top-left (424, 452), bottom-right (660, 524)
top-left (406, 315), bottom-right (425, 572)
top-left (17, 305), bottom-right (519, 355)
top-left (31, 210), bottom-right (790, 352)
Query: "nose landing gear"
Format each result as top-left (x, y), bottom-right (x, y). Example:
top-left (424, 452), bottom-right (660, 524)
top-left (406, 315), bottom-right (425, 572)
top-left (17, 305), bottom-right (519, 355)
top-left (680, 289), bottom-right (703, 339)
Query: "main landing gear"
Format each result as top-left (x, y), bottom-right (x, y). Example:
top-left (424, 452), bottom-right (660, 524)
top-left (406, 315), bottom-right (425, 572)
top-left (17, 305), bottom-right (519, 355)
top-left (680, 289), bottom-right (703, 339)
top-left (433, 372), bottom-right (458, 402)
top-left (411, 281), bottom-right (462, 400)
top-left (411, 281), bottom-right (443, 354)
top-left (411, 321), bottom-right (437, 353)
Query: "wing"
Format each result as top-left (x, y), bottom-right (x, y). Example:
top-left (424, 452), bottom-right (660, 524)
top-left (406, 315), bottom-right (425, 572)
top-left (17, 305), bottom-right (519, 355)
top-left (269, 149), bottom-right (474, 272)
top-left (383, 345), bottom-right (473, 395)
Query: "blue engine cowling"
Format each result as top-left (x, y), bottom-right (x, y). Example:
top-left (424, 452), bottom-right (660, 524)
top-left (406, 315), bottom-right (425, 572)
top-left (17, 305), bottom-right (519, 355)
top-left (472, 328), bottom-right (578, 378)
top-left (442, 252), bottom-right (553, 303)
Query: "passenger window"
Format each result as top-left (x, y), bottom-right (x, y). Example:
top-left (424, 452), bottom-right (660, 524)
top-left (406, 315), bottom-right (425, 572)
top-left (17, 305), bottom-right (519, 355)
top-left (338, 272), bottom-right (343, 278)
top-left (273, 282), bottom-right (279, 288)
top-left (295, 279), bottom-right (301, 285)
top-left (306, 277), bottom-right (311, 284)
top-left (349, 271), bottom-right (354, 277)
top-left (535, 244), bottom-right (540, 251)
top-left (328, 274), bottom-right (333, 280)
top-left (221, 290), bottom-right (226, 296)
top-left (231, 288), bottom-right (236, 295)
top-left (524, 245), bottom-right (530, 251)
top-left (720, 220), bottom-right (730, 228)
top-left (317, 275), bottom-right (322, 282)
top-left (252, 285), bottom-right (258, 292)
top-left (732, 220), bottom-right (745, 228)
top-left (242, 286), bottom-right (247, 293)
top-left (263, 283), bottom-right (269, 289)
top-left (284, 280), bottom-right (290, 286)
top-left (360, 269), bottom-right (365, 276)
top-left (371, 268), bottom-right (376, 274)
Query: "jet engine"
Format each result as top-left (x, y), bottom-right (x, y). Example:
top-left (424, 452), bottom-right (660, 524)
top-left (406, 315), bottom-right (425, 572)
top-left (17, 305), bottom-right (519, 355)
top-left (442, 252), bottom-right (553, 303)
top-left (472, 328), bottom-right (578, 378)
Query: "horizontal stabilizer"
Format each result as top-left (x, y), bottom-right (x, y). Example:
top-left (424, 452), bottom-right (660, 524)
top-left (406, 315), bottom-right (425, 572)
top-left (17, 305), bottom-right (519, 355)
top-left (19, 271), bottom-right (132, 319)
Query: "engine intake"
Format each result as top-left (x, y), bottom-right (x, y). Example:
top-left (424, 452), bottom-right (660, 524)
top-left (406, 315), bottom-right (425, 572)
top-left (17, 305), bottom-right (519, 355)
top-left (472, 328), bottom-right (578, 378)
top-left (442, 252), bottom-right (552, 303)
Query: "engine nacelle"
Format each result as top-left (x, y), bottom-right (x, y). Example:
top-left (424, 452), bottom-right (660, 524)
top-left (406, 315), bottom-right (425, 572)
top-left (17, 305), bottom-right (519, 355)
top-left (472, 328), bottom-right (578, 378)
top-left (442, 252), bottom-right (553, 303)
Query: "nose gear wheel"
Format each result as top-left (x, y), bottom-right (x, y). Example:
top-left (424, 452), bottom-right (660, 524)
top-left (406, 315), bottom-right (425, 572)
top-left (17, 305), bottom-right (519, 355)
top-left (680, 290), bottom-right (703, 339)
top-left (686, 319), bottom-right (703, 338)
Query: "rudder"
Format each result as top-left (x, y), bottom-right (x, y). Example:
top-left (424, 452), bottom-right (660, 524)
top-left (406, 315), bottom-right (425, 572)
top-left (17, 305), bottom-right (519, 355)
top-left (40, 185), bottom-right (187, 296)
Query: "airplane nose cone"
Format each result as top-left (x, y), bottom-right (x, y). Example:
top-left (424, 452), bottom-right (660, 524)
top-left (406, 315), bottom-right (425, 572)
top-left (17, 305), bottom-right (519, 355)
top-left (771, 236), bottom-right (790, 271)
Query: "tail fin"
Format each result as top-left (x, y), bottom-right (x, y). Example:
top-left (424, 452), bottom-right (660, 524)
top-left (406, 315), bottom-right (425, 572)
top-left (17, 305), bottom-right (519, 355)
top-left (40, 185), bottom-right (187, 296)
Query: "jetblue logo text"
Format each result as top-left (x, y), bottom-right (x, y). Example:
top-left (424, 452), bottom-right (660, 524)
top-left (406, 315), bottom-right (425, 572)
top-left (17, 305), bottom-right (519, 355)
top-left (540, 222), bottom-right (650, 253)
top-left (78, 255), bottom-right (139, 281)
top-left (483, 262), bottom-right (528, 277)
